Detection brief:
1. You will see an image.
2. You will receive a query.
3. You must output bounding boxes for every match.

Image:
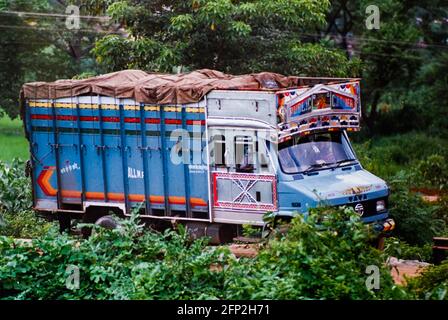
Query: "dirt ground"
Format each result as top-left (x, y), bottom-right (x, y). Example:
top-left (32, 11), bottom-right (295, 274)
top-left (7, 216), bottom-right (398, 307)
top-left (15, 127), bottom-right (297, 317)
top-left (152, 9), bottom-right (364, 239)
top-left (387, 257), bottom-right (430, 285)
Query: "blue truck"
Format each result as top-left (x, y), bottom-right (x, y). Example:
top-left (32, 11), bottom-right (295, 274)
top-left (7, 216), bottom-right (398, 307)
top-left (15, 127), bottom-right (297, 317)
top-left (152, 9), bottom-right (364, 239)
top-left (20, 70), bottom-right (395, 243)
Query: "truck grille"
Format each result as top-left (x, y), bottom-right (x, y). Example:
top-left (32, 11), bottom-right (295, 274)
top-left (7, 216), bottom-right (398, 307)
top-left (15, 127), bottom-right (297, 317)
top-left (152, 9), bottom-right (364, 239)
top-left (348, 197), bottom-right (388, 218)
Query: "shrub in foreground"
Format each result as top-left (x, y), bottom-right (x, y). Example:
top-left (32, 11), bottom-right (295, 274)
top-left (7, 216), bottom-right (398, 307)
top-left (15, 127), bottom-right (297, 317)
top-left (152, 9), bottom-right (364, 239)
top-left (406, 261), bottom-right (448, 300)
top-left (388, 173), bottom-right (446, 245)
top-left (0, 215), bottom-right (228, 299)
top-left (225, 207), bottom-right (406, 299)
top-left (384, 237), bottom-right (433, 262)
top-left (0, 207), bottom-right (410, 300)
top-left (0, 159), bottom-right (52, 238)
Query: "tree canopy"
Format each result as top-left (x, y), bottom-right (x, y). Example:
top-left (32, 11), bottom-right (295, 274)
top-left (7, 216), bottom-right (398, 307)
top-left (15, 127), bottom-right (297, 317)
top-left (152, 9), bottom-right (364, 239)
top-left (91, 0), bottom-right (360, 77)
top-left (0, 0), bottom-right (104, 118)
top-left (0, 0), bottom-right (447, 138)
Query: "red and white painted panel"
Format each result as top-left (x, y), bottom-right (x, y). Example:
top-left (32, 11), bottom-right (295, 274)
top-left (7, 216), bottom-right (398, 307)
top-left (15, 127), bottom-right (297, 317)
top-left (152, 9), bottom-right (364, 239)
top-left (212, 172), bottom-right (277, 212)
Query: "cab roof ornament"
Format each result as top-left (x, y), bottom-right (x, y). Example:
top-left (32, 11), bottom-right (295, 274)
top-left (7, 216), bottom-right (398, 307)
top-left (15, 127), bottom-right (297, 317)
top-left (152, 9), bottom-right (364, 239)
top-left (277, 81), bottom-right (361, 141)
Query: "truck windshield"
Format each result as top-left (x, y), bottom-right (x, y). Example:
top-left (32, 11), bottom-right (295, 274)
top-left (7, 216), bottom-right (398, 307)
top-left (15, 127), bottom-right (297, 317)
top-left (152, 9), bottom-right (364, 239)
top-left (278, 131), bottom-right (357, 174)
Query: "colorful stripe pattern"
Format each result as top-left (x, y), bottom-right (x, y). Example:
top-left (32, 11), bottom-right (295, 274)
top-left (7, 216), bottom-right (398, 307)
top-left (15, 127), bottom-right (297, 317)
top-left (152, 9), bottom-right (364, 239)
top-left (28, 101), bottom-right (204, 113)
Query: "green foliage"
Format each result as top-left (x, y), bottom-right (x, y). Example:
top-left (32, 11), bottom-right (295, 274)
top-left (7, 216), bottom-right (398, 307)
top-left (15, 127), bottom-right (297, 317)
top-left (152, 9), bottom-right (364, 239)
top-left (226, 206), bottom-right (406, 300)
top-left (93, 35), bottom-right (181, 73)
top-left (406, 261), bottom-right (448, 300)
top-left (0, 159), bottom-right (52, 238)
top-left (0, 209), bottom-right (52, 239)
top-left (320, 0), bottom-right (448, 134)
top-left (0, 214), bottom-right (231, 299)
top-left (352, 132), bottom-right (448, 246)
top-left (367, 51), bottom-right (448, 137)
top-left (387, 174), bottom-right (445, 246)
top-left (107, 1), bottom-right (138, 23)
top-left (352, 133), bottom-right (448, 179)
top-left (384, 237), bottom-right (433, 262)
top-left (0, 0), bottom-right (100, 119)
top-left (434, 195), bottom-right (448, 227)
top-left (0, 159), bottom-right (31, 213)
top-left (91, 0), bottom-right (357, 77)
top-left (72, 72), bottom-right (98, 80)
top-left (413, 52), bottom-right (448, 137)
top-left (0, 207), bottom-right (412, 300)
top-left (269, 42), bottom-right (362, 77)
top-left (414, 155), bottom-right (448, 191)
top-left (0, 116), bottom-right (28, 161)
top-left (241, 224), bottom-right (260, 238)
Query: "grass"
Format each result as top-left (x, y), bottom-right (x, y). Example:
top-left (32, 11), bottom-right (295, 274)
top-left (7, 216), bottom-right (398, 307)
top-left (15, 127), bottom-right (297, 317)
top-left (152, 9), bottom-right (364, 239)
top-left (352, 132), bottom-right (448, 179)
top-left (0, 116), bottom-right (28, 162)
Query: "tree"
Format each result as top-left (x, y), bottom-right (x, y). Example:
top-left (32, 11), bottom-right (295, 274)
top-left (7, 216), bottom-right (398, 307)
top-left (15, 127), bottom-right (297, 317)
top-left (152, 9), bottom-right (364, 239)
top-left (91, 0), bottom-right (359, 77)
top-left (0, 0), bottom-right (105, 118)
top-left (326, 0), bottom-right (448, 131)
top-left (0, 0), bottom-right (51, 118)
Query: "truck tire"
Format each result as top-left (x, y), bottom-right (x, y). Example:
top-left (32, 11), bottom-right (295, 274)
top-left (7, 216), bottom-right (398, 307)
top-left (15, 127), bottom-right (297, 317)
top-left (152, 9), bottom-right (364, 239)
top-left (95, 215), bottom-right (119, 230)
top-left (80, 207), bottom-right (110, 238)
top-left (185, 222), bottom-right (235, 244)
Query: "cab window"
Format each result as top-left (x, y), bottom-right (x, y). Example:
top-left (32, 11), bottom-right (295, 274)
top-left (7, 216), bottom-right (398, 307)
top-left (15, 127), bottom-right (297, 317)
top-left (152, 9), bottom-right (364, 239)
top-left (235, 135), bottom-right (255, 173)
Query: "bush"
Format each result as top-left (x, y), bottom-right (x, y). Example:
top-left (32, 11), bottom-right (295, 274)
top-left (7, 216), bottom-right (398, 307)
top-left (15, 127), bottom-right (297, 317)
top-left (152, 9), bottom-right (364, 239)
top-left (0, 209), bottom-right (52, 239)
top-left (0, 159), bottom-right (32, 212)
top-left (388, 174), bottom-right (445, 245)
top-left (433, 195), bottom-right (448, 229)
top-left (0, 215), bottom-right (230, 299)
top-left (354, 137), bottom-right (448, 245)
top-left (0, 207), bottom-right (410, 300)
top-left (0, 159), bottom-right (53, 238)
top-left (224, 207), bottom-right (407, 300)
top-left (352, 133), bottom-right (448, 179)
top-left (406, 261), bottom-right (448, 300)
top-left (384, 237), bottom-right (432, 262)
top-left (414, 154), bottom-right (448, 191)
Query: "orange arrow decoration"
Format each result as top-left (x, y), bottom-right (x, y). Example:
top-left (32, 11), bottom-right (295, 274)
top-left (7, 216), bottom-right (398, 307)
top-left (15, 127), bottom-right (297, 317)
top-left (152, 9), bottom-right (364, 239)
top-left (37, 166), bottom-right (57, 196)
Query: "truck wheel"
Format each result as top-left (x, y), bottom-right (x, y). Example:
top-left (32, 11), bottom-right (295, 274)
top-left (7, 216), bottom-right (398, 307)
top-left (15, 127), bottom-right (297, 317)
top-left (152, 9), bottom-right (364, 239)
top-left (80, 207), bottom-right (110, 238)
top-left (82, 215), bottom-right (119, 238)
top-left (185, 222), bottom-right (235, 244)
top-left (95, 215), bottom-right (119, 230)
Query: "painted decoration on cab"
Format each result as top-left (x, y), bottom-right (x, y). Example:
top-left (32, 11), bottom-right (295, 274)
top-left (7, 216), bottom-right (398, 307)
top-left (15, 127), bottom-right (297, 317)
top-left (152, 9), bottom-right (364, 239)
top-left (276, 81), bottom-right (361, 139)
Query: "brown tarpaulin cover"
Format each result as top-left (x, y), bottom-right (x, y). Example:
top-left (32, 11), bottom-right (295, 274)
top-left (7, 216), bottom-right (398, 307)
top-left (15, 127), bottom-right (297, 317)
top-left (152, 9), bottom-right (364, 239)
top-left (21, 69), bottom-right (353, 107)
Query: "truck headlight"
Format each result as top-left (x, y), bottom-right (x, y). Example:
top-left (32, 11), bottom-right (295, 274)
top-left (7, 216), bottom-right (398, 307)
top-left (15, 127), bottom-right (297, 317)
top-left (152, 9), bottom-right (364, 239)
top-left (376, 200), bottom-right (386, 212)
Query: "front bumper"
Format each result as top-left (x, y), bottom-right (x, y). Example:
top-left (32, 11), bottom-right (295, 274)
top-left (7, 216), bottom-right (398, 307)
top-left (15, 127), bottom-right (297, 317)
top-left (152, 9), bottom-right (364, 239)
top-left (371, 217), bottom-right (396, 233)
top-left (361, 210), bottom-right (395, 234)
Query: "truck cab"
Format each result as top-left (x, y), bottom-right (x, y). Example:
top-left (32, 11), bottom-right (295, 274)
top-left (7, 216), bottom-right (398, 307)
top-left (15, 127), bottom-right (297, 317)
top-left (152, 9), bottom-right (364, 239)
top-left (275, 130), bottom-right (390, 223)
top-left (206, 80), bottom-right (394, 234)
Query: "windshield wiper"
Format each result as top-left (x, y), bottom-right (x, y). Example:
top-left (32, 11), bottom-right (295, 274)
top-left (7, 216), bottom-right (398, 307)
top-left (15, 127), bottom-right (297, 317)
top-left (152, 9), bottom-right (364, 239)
top-left (302, 159), bottom-right (358, 174)
top-left (334, 158), bottom-right (358, 167)
top-left (303, 162), bottom-right (332, 174)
